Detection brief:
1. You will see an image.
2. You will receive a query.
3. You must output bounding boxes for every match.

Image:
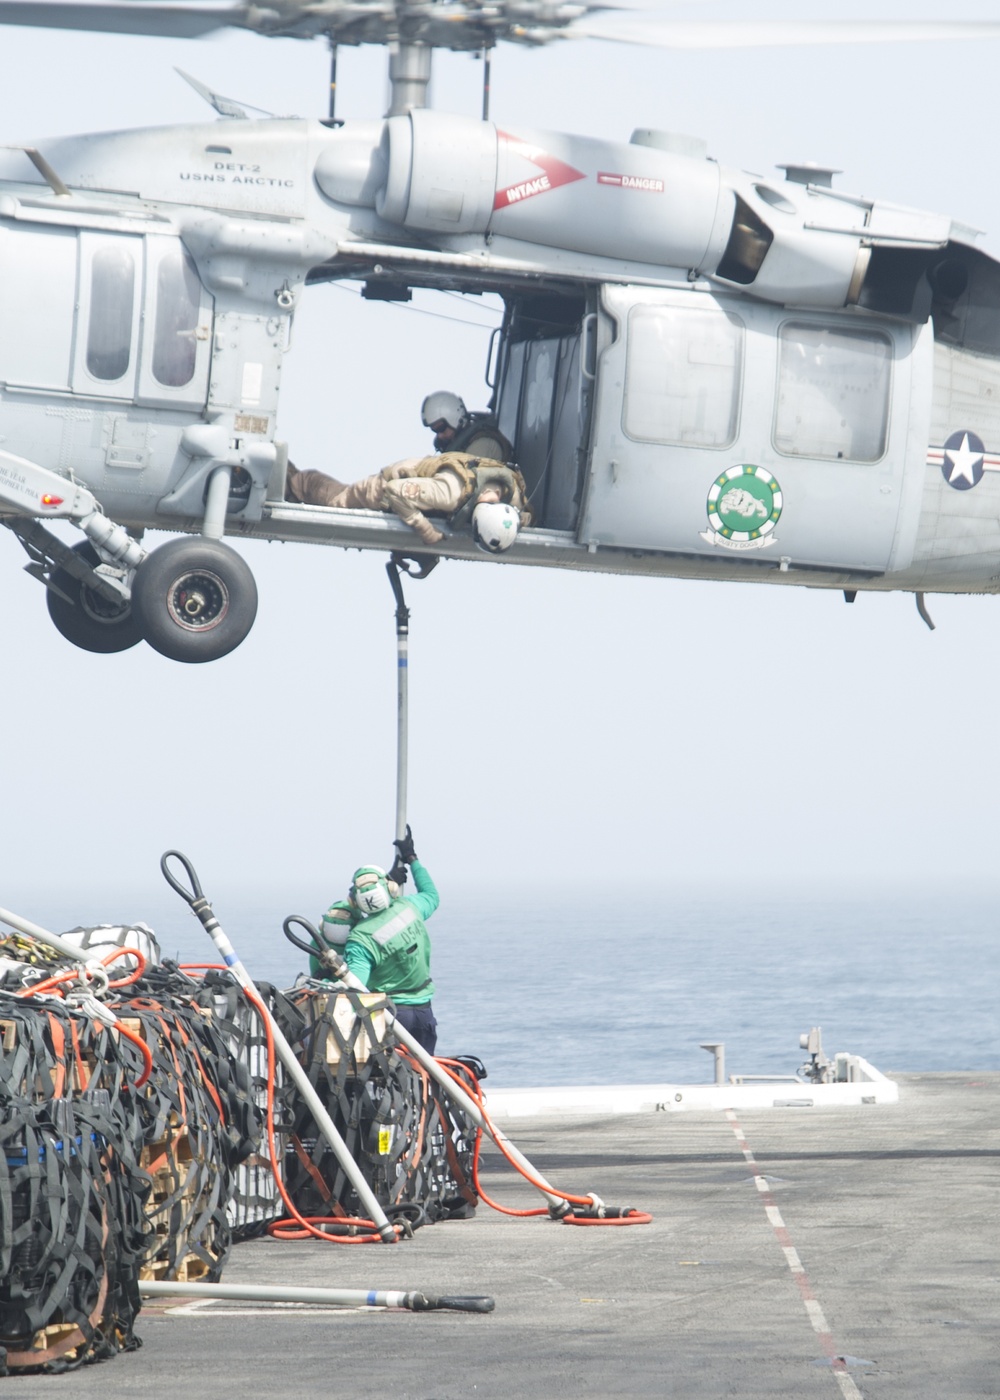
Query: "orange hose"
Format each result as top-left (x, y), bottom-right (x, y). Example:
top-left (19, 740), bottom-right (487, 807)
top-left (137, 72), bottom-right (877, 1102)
top-left (115, 1020), bottom-right (153, 1090)
top-left (415, 1052), bottom-right (652, 1226)
top-left (104, 946), bottom-right (148, 988)
top-left (16, 967), bottom-right (79, 998)
top-left (17, 945), bottom-right (147, 997)
top-left (134, 965), bottom-right (649, 1233)
top-left (17, 946), bottom-right (152, 1088)
top-left (561, 1212), bottom-right (653, 1225)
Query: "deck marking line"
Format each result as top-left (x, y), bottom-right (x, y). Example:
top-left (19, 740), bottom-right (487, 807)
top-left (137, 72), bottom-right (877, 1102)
top-left (725, 1109), bottom-right (865, 1400)
top-left (804, 1297), bottom-right (830, 1333)
top-left (835, 1373), bottom-right (865, 1400)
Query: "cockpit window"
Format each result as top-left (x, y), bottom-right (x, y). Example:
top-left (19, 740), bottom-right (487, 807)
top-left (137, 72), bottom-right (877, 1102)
top-left (624, 303), bottom-right (744, 448)
top-left (152, 250), bottom-right (202, 388)
top-left (774, 323), bottom-right (892, 462)
top-left (86, 245), bottom-right (135, 381)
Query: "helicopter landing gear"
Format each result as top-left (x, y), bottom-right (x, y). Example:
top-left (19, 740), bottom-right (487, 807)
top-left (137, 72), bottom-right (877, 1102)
top-left (131, 538), bottom-right (258, 664)
top-left (46, 541), bottom-right (143, 654)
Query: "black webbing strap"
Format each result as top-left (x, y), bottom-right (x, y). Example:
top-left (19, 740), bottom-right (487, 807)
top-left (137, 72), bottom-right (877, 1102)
top-left (0, 967), bottom-right (269, 1371)
top-left (274, 989), bottom-right (479, 1225)
top-left (0, 1095), bottom-right (146, 1372)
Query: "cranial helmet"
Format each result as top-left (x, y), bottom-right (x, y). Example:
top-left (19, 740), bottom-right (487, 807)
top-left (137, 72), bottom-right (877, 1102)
top-left (319, 900), bottom-right (355, 947)
top-left (421, 391), bottom-right (467, 431)
top-left (473, 501), bottom-right (520, 553)
top-left (351, 866), bottom-right (392, 916)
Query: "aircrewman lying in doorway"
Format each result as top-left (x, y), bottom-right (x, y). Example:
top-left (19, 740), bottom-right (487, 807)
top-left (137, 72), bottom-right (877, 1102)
top-left (285, 452), bottom-right (530, 550)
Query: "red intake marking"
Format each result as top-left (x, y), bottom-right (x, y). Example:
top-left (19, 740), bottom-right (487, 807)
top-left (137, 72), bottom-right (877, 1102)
top-left (494, 132), bottom-right (586, 210)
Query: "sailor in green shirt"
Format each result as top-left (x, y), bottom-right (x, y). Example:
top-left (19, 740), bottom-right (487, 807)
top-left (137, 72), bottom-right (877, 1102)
top-left (345, 827), bottom-right (440, 1054)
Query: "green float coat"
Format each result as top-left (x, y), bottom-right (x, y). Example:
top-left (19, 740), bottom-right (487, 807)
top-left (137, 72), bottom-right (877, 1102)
top-left (344, 861), bottom-right (438, 1004)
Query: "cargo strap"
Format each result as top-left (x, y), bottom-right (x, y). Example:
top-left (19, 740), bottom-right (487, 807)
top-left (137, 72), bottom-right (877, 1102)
top-left (276, 989), bottom-right (478, 1226)
top-left (0, 966), bottom-right (269, 1372)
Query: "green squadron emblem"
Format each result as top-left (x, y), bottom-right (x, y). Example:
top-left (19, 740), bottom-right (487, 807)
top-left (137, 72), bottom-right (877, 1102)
top-left (700, 464), bottom-right (782, 552)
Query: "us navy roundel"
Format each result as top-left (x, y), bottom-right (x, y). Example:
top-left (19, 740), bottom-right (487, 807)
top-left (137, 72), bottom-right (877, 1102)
top-left (941, 430), bottom-right (985, 491)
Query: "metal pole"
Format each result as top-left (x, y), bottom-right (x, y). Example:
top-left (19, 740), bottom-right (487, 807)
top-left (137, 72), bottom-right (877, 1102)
top-left (160, 854), bottom-right (397, 1243)
top-left (386, 559), bottom-right (410, 845)
top-left (140, 1279), bottom-right (493, 1313)
top-left (482, 47), bottom-right (491, 122)
top-left (699, 1041), bottom-right (726, 1086)
top-left (0, 906), bottom-right (106, 968)
top-left (328, 38), bottom-right (338, 122)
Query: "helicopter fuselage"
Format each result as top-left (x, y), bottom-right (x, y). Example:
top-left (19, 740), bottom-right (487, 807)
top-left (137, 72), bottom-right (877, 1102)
top-left (1, 111), bottom-right (998, 659)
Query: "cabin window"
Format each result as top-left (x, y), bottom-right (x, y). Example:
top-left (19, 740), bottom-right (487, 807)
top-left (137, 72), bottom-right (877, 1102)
top-left (623, 304), bottom-right (743, 448)
top-left (774, 323), bottom-right (892, 462)
top-left (0, 226), bottom-right (77, 389)
top-left (86, 245), bottom-right (135, 381)
top-left (152, 250), bottom-right (202, 387)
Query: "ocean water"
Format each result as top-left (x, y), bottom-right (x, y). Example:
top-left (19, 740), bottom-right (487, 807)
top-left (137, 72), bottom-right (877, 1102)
top-left (14, 884), bottom-right (997, 1087)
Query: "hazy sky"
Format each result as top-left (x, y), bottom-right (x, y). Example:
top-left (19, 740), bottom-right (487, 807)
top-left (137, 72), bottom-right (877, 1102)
top-left (4, 1), bottom-right (1000, 926)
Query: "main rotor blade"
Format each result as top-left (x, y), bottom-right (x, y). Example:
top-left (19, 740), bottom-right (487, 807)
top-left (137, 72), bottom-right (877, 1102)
top-left (0, 1), bottom-right (237, 37)
top-left (571, 19), bottom-right (1000, 50)
top-left (4, 4), bottom-right (1000, 52)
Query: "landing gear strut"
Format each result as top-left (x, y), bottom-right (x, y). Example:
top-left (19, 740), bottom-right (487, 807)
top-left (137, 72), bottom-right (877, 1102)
top-left (1, 451), bottom-right (261, 663)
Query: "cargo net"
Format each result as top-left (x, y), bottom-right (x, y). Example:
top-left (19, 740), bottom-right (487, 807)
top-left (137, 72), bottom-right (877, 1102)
top-left (276, 987), bottom-right (479, 1231)
top-left (0, 1095), bottom-right (146, 1374)
top-left (193, 975), bottom-right (290, 1240)
top-left (0, 962), bottom-right (268, 1374)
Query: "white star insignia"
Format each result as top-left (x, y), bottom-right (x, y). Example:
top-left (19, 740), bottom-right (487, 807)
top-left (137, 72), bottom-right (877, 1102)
top-left (945, 433), bottom-right (984, 486)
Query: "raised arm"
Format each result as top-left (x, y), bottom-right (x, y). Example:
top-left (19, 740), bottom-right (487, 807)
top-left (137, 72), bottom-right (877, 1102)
top-left (405, 859), bottom-right (439, 921)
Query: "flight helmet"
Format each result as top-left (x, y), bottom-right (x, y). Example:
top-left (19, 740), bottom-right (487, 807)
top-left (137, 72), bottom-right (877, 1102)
top-left (473, 501), bottom-right (520, 553)
top-left (421, 391), bottom-right (467, 432)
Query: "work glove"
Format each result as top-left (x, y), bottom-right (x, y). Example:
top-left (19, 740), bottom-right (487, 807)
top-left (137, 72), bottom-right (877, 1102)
top-left (388, 858), bottom-right (408, 888)
top-left (393, 824), bottom-right (418, 866)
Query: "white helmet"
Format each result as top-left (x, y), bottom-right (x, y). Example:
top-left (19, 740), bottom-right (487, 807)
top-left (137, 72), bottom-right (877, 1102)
top-left (421, 391), bottom-right (467, 432)
top-left (320, 900), bottom-right (354, 948)
top-left (473, 501), bottom-right (520, 553)
top-left (351, 865), bottom-right (392, 916)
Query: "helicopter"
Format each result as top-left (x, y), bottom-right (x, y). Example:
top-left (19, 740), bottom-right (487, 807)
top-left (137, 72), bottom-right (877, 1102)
top-left (2, 5), bottom-right (1000, 662)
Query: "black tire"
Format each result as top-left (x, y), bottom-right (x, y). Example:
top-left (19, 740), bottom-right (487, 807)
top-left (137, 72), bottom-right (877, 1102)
top-left (46, 541), bottom-right (143, 654)
top-left (131, 537), bottom-right (258, 664)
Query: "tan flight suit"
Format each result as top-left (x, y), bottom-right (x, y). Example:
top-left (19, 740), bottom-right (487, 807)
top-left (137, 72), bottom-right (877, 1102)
top-left (286, 453), bottom-right (528, 547)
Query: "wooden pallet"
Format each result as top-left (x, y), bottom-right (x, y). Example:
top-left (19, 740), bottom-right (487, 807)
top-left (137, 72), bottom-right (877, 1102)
top-left (138, 1122), bottom-right (223, 1282)
top-left (139, 1251), bottom-right (212, 1284)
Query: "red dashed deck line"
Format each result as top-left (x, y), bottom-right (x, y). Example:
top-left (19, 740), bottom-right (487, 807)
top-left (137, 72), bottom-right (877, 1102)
top-left (725, 1109), bottom-right (864, 1400)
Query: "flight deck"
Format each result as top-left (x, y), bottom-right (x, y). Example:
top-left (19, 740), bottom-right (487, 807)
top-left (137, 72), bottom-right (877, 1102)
top-left (5, 1072), bottom-right (993, 1400)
